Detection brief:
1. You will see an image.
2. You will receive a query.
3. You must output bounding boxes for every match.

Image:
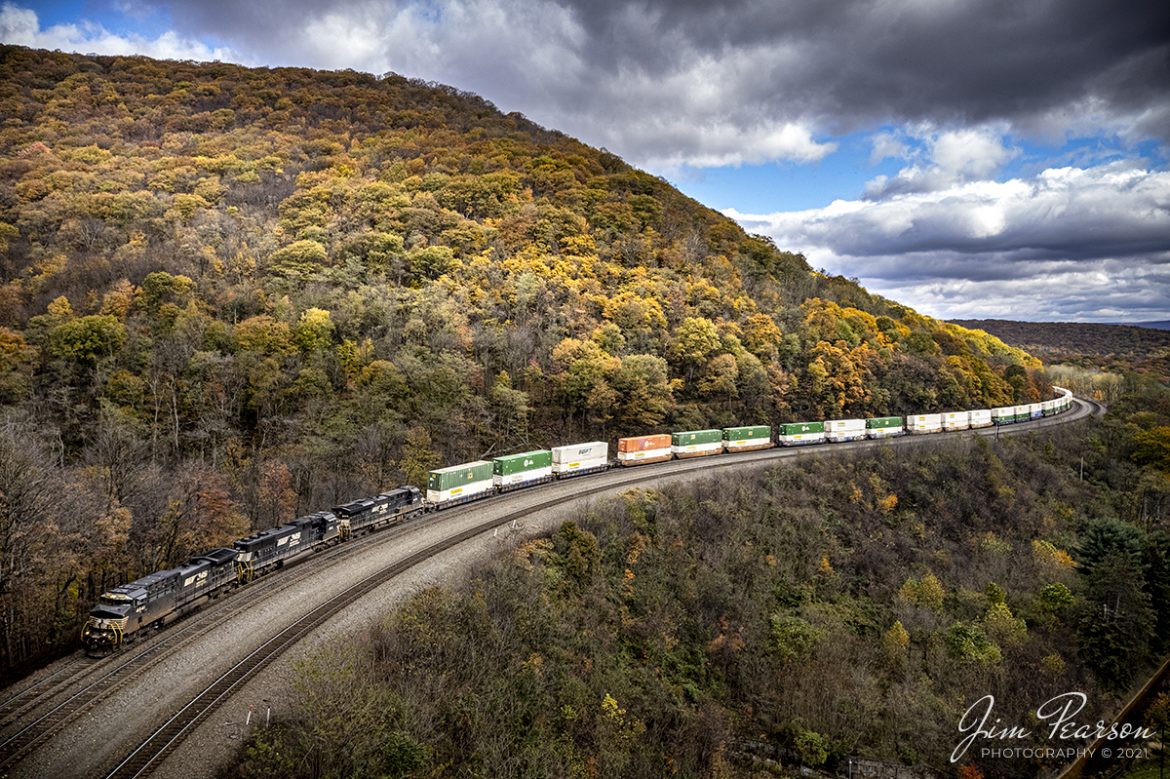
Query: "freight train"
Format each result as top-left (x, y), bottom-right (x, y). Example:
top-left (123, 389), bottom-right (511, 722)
top-left (81, 387), bottom-right (1075, 653)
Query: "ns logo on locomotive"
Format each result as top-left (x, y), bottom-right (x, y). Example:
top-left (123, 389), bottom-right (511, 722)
top-left (82, 388), bottom-right (1074, 653)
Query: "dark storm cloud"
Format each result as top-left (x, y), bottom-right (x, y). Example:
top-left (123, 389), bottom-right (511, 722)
top-left (134, 0), bottom-right (1169, 165)
top-left (138, 0), bottom-right (1170, 320)
top-left (10, 0), bottom-right (1167, 320)
top-left (731, 164), bottom-right (1170, 320)
top-left (737, 164), bottom-right (1170, 264)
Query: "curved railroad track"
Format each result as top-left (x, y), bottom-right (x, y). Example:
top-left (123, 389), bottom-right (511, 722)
top-left (0, 396), bottom-right (1102, 778)
top-left (0, 503), bottom-right (473, 772)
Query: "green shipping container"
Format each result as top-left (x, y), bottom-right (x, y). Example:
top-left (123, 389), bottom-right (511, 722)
top-left (778, 421), bottom-right (824, 435)
top-left (723, 425), bottom-right (771, 440)
top-left (671, 429), bottom-right (723, 446)
top-left (493, 450), bottom-right (552, 476)
top-left (428, 461), bottom-right (493, 491)
top-left (866, 416), bottom-right (902, 428)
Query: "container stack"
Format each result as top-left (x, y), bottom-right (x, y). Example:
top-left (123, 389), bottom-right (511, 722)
top-left (551, 441), bottom-right (609, 477)
top-left (427, 461), bottom-right (494, 505)
top-left (865, 416), bottom-right (903, 438)
top-left (943, 411), bottom-right (971, 431)
top-left (671, 429), bottom-right (724, 458)
top-left (723, 425), bottom-right (773, 452)
top-left (969, 409), bottom-right (993, 428)
top-left (778, 421), bottom-right (826, 446)
top-left (907, 414), bottom-right (943, 434)
top-left (617, 434), bottom-right (673, 466)
top-left (493, 450), bottom-right (553, 491)
top-left (825, 418), bottom-right (866, 442)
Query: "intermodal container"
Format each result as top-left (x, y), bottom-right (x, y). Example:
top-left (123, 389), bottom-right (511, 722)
top-left (991, 406), bottom-right (1015, 425)
top-left (427, 461), bottom-right (494, 504)
top-left (825, 418), bottom-right (866, 442)
top-left (551, 442), bottom-right (609, 476)
top-left (723, 425), bottom-right (773, 452)
top-left (1013, 404), bottom-right (1030, 423)
top-left (1053, 386), bottom-right (1072, 412)
top-left (493, 450), bottom-right (553, 488)
top-left (671, 428), bottom-right (724, 458)
top-left (943, 411), bottom-right (970, 431)
top-left (969, 409), bottom-right (993, 428)
top-left (778, 421), bottom-right (825, 446)
top-left (1028, 402), bottom-right (1043, 419)
top-left (906, 413), bottom-right (942, 434)
top-left (617, 434), bottom-right (672, 466)
top-left (866, 416), bottom-right (903, 439)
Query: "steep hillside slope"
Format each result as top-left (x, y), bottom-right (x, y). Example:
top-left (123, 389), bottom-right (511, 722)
top-left (0, 46), bottom-right (1045, 669)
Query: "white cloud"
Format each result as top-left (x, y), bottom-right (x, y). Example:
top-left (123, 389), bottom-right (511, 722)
top-left (0, 2), bottom-right (235, 62)
top-left (617, 121), bottom-right (836, 171)
top-left (931, 128), bottom-right (1015, 180)
top-left (863, 260), bottom-right (1170, 322)
top-left (870, 132), bottom-right (910, 165)
top-left (865, 125), bottom-right (1018, 196)
top-left (728, 162), bottom-right (1170, 321)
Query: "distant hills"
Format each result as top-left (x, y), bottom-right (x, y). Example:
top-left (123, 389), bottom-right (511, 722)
top-left (952, 318), bottom-right (1170, 378)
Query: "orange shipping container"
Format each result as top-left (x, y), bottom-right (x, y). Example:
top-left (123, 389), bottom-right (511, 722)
top-left (617, 434), bottom-right (672, 452)
top-left (617, 434), bottom-right (673, 466)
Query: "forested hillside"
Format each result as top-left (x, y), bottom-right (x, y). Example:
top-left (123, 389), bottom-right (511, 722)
top-left (953, 319), bottom-right (1170, 381)
top-left (234, 379), bottom-right (1170, 779)
top-left (0, 45), bottom-right (1045, 672)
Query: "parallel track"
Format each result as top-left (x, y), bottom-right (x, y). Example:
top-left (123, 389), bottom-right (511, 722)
top-left (0, 510), bottom-right (445, 772)
top-left (0, 656), bottom-right (95, 730)
top-left (1, 397), bottom-right (1101, 778)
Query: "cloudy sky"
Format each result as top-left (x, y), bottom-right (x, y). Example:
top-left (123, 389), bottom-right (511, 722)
top-left (3, 0), bottom-right (1169, 322)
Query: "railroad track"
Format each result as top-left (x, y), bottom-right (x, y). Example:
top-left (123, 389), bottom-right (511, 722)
top-left (2, 397), bottom-right (1100, 778)
top-left (0, 656), bottom-right (97, 731)
top-left (104, 436), bottom-right (896, 777)
top-left (0, 505), bottom-right (464, 773)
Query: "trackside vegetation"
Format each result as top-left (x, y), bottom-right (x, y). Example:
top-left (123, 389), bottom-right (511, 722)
top-left (234, 378), bottom-right (1170, 779)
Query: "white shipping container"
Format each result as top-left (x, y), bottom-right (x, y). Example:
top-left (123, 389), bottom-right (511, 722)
top-left (551, 442), bottom-right (608, 464)
top-left (553, 456), bottom-right (609, 475)
top-left (617, 447), bottom-right (672, 462)
top-left (825, 418), bottom-right (866, 442)
top-left (778, 431), bottom-right (825, 446)
top-left (943, 411), bottom-right (970, 431)
top-left (494, 466), bottom-right (553, 488)
top-left (969, 409), bottom-right (993, 428)
top-left (1029, 402), bottom-right (1043, 419)
top-left (725, 437), bottom-right (773, 451)
top-left (907, 414), bottom-right (942, 433)
top-left (992, 406), bottom-right (1015, 423)
top-left (866, 425), bottom-right (903, 439)
top-left (672, 441), bottom-right (724, 456)
top-left (427, 479), bottom-right (494, 505)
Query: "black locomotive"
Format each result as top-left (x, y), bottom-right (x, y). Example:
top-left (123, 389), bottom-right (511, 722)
top-left (82, 488), bottom-right (425, 653)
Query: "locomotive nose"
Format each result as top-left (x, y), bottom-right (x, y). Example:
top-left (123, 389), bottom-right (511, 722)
top-left (89, 603), bottom-right (132, 621)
